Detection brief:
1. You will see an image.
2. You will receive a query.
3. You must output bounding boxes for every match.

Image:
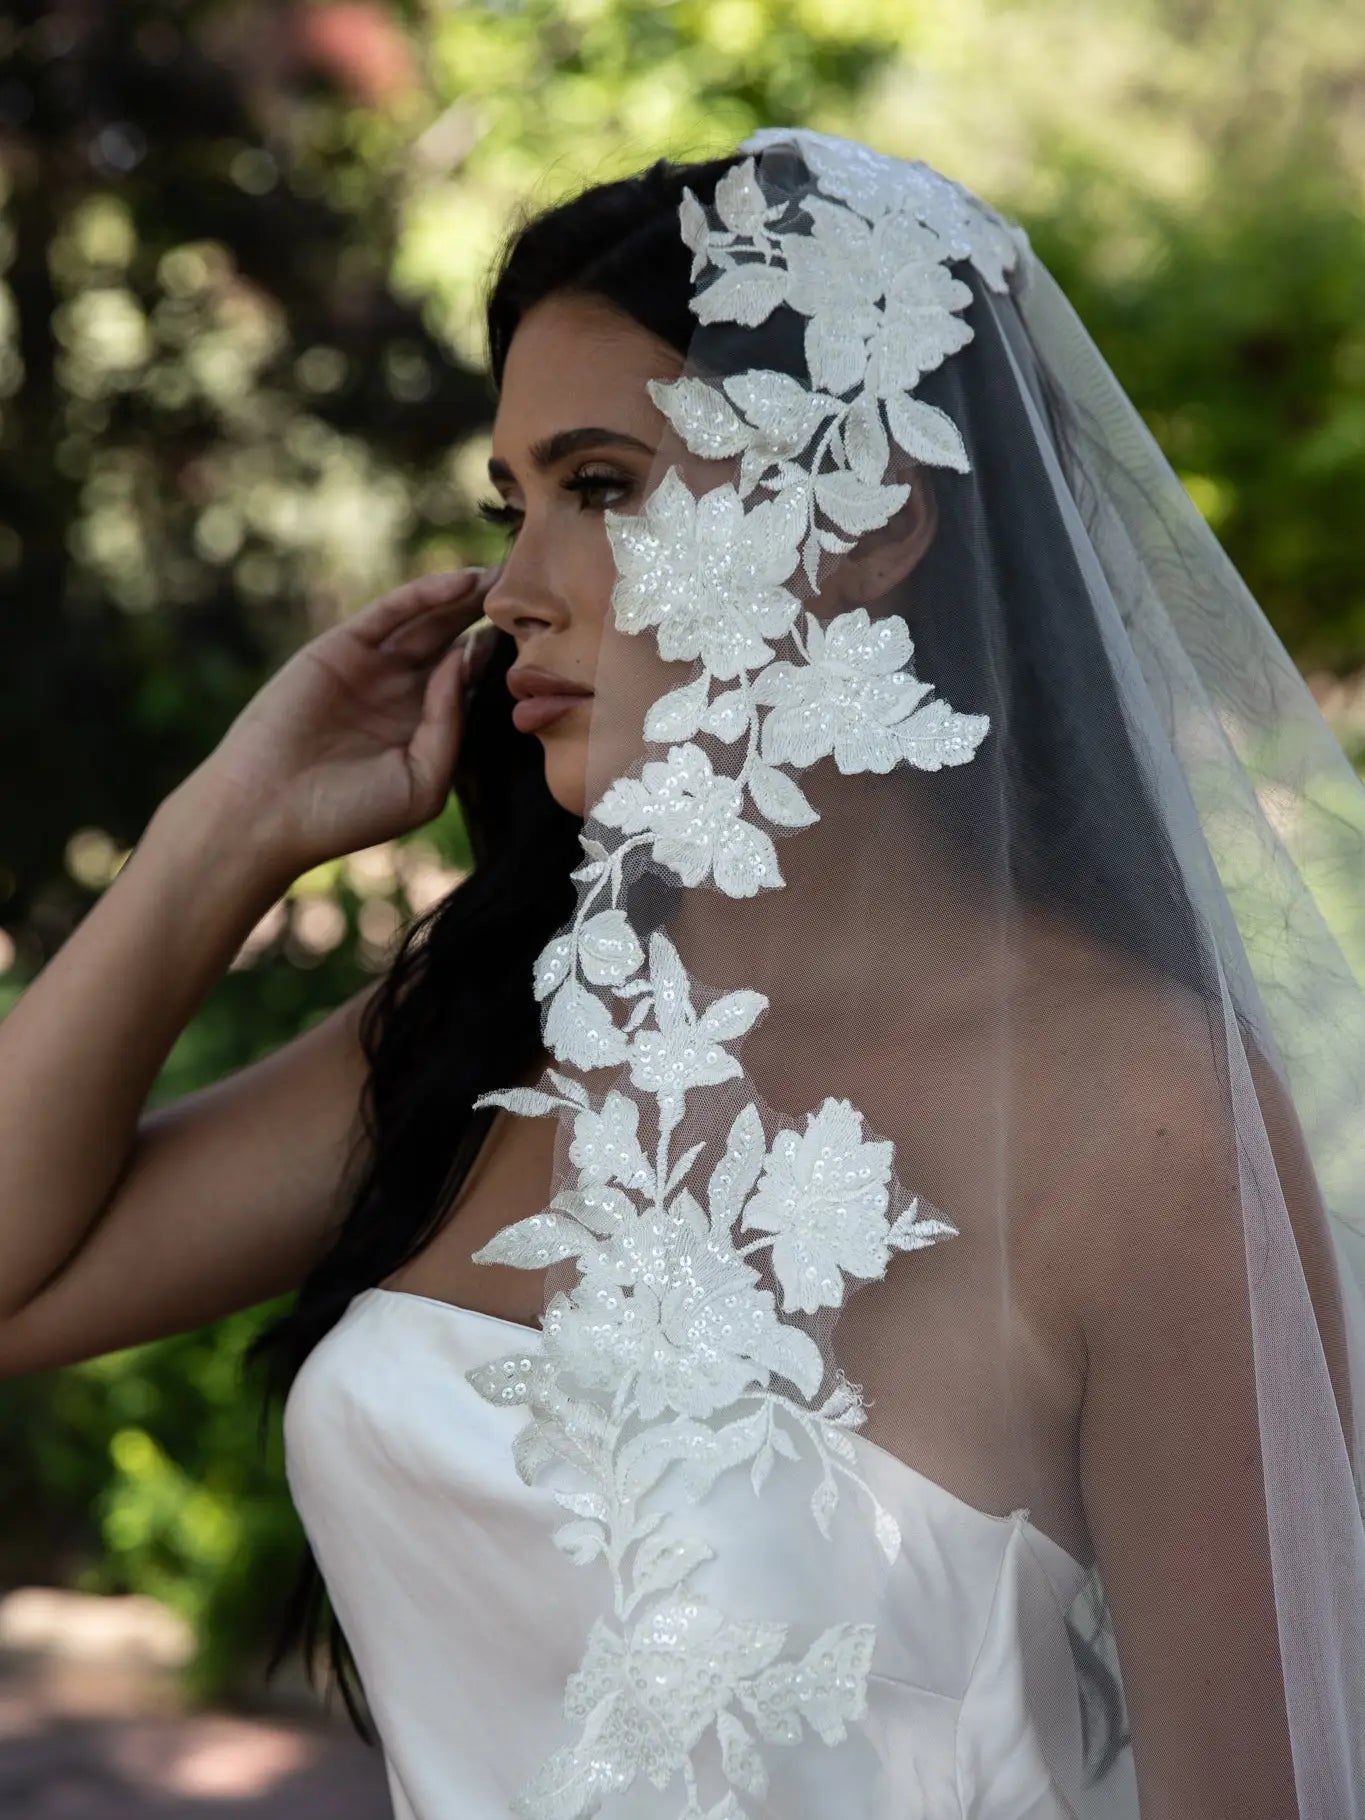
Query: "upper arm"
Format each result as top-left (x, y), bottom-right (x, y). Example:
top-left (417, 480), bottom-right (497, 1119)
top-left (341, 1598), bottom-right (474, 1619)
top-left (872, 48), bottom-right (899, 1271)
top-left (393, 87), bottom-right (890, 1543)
top-left (1075, 1035), bottom-right (1346, 1818)
top-left (0, 980), bottom-right (383, 1377)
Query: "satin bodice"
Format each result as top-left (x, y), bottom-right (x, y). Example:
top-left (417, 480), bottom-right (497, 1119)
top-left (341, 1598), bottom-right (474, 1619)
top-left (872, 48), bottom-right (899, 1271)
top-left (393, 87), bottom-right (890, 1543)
top-left (282, 1285), bottom-right (1091, 1818)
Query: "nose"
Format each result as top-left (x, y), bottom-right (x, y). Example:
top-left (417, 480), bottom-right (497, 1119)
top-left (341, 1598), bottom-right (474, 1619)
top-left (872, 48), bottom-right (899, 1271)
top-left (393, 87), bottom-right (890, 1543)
top-left (480, 543), bottom-right (570, 644)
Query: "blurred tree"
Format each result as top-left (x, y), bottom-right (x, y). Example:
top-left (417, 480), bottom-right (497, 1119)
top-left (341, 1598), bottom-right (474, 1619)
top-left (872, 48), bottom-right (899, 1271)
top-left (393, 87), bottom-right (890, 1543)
top-left (0, 0), bottom-right (487, 970)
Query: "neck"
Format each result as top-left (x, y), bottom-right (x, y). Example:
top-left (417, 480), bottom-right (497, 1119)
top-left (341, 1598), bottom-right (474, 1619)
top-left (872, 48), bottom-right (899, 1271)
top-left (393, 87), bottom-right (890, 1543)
top-left (660, 763), bottom-right (1011, 1055)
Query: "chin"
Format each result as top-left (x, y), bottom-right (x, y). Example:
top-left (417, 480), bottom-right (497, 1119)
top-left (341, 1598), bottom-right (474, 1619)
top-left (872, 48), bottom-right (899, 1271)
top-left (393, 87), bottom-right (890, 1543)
top-left (540, 743), bottom-right (588, 820)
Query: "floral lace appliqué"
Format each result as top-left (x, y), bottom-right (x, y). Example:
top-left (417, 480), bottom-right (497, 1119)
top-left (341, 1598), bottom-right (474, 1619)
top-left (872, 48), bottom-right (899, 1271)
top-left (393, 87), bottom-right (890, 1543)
top-left (464, 128), bottom-right (1014, 1819)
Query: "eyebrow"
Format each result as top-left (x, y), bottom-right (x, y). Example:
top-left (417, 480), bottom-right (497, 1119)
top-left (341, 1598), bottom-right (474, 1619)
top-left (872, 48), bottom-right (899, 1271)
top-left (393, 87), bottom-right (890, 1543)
top-left (487, 426), bottom-right (656, 485)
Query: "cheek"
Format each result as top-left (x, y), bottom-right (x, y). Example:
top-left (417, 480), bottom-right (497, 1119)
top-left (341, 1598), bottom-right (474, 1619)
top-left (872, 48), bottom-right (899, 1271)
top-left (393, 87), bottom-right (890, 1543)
top-left (582, 616), bottom-right (696, 808)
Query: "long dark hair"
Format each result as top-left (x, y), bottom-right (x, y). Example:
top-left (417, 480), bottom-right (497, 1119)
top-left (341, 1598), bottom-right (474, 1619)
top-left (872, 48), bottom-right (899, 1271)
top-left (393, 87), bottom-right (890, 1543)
top-left (240, 147), bottom-right (1197, 1783)
top-left (241, 150), bottom-right (746, 1743)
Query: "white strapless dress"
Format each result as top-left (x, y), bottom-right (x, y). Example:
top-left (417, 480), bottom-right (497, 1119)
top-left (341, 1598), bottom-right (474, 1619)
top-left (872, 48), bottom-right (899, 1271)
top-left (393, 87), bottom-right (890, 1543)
top-left (283, 1285), bottom-right (1092, 1820)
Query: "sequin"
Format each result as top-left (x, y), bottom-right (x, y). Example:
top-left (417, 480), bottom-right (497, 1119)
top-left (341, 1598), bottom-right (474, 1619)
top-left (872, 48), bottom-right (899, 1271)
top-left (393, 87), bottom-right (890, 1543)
top-left (459, 130), bottom-right (1008, 1820)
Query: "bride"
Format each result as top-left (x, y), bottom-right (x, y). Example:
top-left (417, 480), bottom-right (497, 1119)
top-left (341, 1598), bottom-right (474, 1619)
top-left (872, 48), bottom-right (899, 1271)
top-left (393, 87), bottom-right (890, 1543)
top-left (2, 128), bottom-right (1362, 1819)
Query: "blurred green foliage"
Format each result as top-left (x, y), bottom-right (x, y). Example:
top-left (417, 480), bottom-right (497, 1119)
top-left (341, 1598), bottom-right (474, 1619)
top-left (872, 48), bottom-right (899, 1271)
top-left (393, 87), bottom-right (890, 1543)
top-left (2, 0), bottom-right (1364, 1706)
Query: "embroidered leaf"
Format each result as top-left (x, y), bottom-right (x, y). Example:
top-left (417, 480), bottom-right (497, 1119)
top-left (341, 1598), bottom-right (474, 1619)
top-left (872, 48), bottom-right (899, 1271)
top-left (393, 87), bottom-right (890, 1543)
top-left (631, 1528), bottom-right (715, 1600)
top-left (664, 1140), bottom-right (706, 1197)
top-left (694, 260), bottom-right (788, 328)
top-left (705, 1797), bottom-right (750, 1820)
top-left (551, 1185), bottom-right (636, 1239)
top-left (770, 1425), bottom-right (801, 1462)
top-left (697, 989), bottom-right (767, 1043)
top-left (884, 388), bottom-right (971, 473)
top-left (842, 390), bottom-right (890, 485)
top-left (813, 469), bottom-right (909, 536)
top-left (512, 1420), bottom-right (556, 1486)
top-left (647, 376), bottom-right (753, 460)
top-left (464, 1352), bottom-right (542, 1409)
top-left (715, 1711), bottom-right (767, 1798)
top-left (810, 1475), bottom-right (840, 1538)
top-left (722, 369), bottom-right (831, 459)
top-left (750, 1443), bottom-right (775, 1496)
top-left (617, 1418), bottom-right (711, 1504)
top-left (545, 979), bottom-right (630, 1069)
top-left (547, 1069), bottom-right (590, 1107)
top-left (533, 937), bottom-right (574, 1001)
top-left (578, 909), bottom-right (645, 987)
top-left (888, 1201), bottom-right (960, 1250)
top-left (472, 1086), bottom-right (567, 1119)
top-left (873, 1502), bottom-right (902, 1563)
top-left (553, 1488), bottom-right (610, 1523)
top-left (751, 1317), bottom-right (825, 1401)
top-left (894, 697), bottom-right (991, 771)
top-left (708, 1102), bottom-right (767, 1229)
top-left (553, 1519), bottom-right (607, 1566)
top-left (471, 1210), bottom-right (591, 1270)
top-left (805, 311), bottom-right (869, 396)
top-left (644, 671), bottom-right (712, 741)
top-left (819, 1424), bottom-right (857, 1463)
top-left (569, 834), bottom-right (609, 884)
top-left (714, 158), bottom-right (778, 236)
top-left (747, 759), bottom-right (818, 828)
top-left (701, 688), bottom-right (749, 741)
top-left (678, 186), bottom-right (709, 262)
top-left (678, 1406), bottom-right (771, 1500)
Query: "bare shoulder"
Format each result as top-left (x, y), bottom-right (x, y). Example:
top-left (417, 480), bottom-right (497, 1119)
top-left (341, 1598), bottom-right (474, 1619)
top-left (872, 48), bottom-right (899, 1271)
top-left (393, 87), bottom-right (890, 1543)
top-left (1004, 965), bottom-right (1244, 1345)
top-left (1020, 959), bottom-right (1340, 1383)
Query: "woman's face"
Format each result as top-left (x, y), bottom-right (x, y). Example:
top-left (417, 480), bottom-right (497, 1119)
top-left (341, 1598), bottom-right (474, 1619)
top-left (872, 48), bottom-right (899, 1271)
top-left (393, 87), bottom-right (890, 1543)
top-left (479, 289), bottom-right (936, 820)
top-left (479, 292), bottom-right (691, 819)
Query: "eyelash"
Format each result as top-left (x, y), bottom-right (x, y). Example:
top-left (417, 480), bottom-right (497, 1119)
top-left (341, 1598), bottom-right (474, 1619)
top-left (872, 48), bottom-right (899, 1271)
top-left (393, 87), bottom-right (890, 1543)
top-left (476, 469), bottom-right (632, 539)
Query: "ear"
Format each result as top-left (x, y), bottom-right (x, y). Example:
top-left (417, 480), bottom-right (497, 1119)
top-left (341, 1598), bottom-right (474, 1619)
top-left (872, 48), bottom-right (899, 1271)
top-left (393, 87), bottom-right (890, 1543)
top-left (818, 471), bottom-right (939, 609)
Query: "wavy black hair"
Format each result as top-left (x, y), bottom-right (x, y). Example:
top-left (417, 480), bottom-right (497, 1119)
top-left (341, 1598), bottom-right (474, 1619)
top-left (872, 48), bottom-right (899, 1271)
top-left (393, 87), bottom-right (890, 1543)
top-left (241, 150), bottom-right (746, 1743)
top-left (237, 146), bottom-right (1193, 1785)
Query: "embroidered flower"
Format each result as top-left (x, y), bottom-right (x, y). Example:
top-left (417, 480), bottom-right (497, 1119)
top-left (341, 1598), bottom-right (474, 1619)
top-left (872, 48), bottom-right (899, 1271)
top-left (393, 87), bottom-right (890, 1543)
top-left (742, 124), bottom-right (1026, 294)
top-left (510, 1601), bottom-right (771, 1818)
top-left (755, 606), bottom-right (990, 775)
top-left (511, 1596), bottom-right (879, 1820)
top-left (595, 742), bottom-right (783, 898)
top-left (737, 1098), bottom-right (897, 1314)
top-left (543, 1192), bottom-right (814, 1422)
top-left (463, 127), bottom-right (1003, 1820)
top-left (751, 607), bottom-right (928, 773)
top-left (569, 1090), bottom-right (654, 1193)
top-left (605, 468), bottom-right (804, 681)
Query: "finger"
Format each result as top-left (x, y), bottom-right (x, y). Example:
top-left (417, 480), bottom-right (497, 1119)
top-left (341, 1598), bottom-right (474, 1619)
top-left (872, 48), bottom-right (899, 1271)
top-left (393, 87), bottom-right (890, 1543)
top-left (356, 567), bottom-right (485, 649)
top-left (378, 598), bottom-right (495, 664)
top-left (381, 606), bottom-right (485, 665)
top-left (409, 637), bottom-right (468, 791)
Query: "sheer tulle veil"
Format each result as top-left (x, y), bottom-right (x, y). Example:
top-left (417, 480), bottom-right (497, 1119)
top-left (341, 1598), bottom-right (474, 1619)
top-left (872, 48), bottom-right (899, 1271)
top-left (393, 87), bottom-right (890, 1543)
top-left (462, 126), bottom-right (1365, 1817)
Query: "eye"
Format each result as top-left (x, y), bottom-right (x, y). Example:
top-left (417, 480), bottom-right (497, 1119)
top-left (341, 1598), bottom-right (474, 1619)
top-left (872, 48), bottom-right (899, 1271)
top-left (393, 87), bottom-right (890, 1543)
top-left (564, 468), bottom-right (633, 510)
top-left (475, 468), bottom-right (634, 542)
top-left (475, 498), bottom-right (521, 535)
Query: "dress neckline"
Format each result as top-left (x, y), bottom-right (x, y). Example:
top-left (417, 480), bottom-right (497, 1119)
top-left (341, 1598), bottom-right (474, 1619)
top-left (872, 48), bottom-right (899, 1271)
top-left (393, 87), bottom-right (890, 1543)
top-left (368, 1281), bottom-right (542, 1336)
top-left (352, 1284), bottom-right (1092, 1595)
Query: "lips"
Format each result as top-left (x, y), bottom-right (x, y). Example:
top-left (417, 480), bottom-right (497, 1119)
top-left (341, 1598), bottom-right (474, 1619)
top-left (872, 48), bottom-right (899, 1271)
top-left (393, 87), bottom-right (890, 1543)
top-left (511, 694), bottom-right (592, 733)
top-left (506, 665), bottom-right (594, 735)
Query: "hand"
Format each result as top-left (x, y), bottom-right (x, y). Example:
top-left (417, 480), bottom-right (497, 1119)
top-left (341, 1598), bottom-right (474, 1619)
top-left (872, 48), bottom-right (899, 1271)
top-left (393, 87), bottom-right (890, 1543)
top-left (189, 566), bottom-right (503, 881)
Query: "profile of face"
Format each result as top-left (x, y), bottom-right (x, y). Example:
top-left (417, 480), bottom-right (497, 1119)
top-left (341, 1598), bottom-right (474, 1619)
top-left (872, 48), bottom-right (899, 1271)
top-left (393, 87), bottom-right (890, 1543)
top-left (480, 290), bottom-right (938, 820)
top-left (479, 293), bottom-right (692, 819)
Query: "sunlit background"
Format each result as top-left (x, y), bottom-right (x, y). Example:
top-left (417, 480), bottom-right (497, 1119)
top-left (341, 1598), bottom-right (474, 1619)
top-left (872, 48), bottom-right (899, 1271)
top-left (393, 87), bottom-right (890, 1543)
top-left (3, 0), bottom-right (1364, 1807)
